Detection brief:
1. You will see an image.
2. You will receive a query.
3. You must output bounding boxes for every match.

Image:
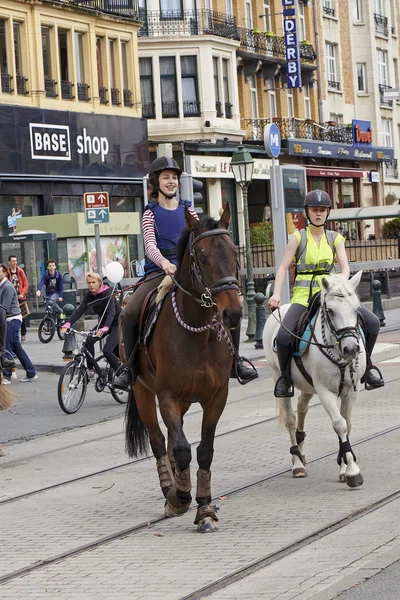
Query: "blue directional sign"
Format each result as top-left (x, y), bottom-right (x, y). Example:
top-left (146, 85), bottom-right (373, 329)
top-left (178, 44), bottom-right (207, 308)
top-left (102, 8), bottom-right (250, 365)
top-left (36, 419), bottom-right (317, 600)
top-left (264, 123), bottom-right (281, 158)
top-left (85, 207), bottom-right (109, 224)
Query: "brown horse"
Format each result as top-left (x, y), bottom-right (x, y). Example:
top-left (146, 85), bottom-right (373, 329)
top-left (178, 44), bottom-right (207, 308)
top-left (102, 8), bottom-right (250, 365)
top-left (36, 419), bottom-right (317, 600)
top-left (124, 204), bottom-right (242, 532)
top-left (0, 375), bottom-right (14, 456)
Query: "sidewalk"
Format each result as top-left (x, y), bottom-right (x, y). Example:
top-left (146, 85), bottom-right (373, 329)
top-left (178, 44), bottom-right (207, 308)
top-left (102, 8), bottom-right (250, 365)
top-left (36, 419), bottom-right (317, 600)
top-left (20, 306), bottom-right (400, 374)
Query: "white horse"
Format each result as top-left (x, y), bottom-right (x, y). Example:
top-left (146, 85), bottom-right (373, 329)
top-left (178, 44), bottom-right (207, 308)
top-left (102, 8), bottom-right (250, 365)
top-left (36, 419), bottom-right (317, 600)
top-left (263, 271), bottom-right (366, 487)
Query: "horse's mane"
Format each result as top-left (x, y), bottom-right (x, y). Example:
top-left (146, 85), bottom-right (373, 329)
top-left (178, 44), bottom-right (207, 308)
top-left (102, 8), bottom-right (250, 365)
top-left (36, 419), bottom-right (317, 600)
top-left (320, 274), bottom-right (357, 303)
top-left (176, 215), bottom-right (221, 269)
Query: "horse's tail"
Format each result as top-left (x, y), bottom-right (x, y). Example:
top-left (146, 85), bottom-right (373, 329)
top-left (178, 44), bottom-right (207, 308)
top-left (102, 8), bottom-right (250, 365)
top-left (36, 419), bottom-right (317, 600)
top-left (125, 388), bottom-right (149, 458)
top-left (0, 380), bottom-right (14, 410)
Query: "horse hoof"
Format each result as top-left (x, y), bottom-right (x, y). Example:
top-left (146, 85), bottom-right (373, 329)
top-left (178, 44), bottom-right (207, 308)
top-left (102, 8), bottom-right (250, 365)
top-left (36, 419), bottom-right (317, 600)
top-left (197, 517), bottom-right (219, 533)
top-left (339, 473), bottom-right (346, 483)
top-left (346, 473), bottom-right (364, 488)
top-left (292, 467), bottom-right (307, 478)
top-left (164, 500), bottom-right (191, 517)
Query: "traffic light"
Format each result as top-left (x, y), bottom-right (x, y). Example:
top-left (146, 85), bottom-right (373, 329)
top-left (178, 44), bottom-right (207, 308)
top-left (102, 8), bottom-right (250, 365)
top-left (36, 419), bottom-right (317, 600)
top-left (179, 172), bottom-right (203, 208)
top-left (192, 178), bottom-right (203, 206)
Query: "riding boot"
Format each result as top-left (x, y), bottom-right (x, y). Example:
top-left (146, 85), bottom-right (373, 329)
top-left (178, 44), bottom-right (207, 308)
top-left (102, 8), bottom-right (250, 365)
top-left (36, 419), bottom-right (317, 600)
top-left (274, 342), bottom-right (294, 398)
top-left (229, 325), bottom-right (258, 385)
top-left (113, 322), bottom-right (139, 390)
top-left (361, 332), bottom-right (384, 390)
top-left (0, 323), bottom-right (15, 369)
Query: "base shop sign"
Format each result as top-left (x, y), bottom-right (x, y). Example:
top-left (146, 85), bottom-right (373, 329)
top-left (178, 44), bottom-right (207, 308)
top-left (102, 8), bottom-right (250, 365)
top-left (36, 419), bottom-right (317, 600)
top-left (30, 124), bottom-right (109, 162)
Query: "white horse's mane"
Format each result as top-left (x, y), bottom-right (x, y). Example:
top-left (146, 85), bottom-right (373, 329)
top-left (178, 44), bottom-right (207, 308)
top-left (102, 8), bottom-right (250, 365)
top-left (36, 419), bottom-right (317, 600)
top-left (320, 274), bottom-right (358, 304)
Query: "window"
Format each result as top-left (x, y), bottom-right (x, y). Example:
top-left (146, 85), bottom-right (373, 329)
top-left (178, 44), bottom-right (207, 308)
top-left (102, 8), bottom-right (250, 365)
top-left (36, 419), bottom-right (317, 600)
top-left (213, 57), bottom-right (222, 116)
top-left (263, 2), bottom-right (271, 32)
top-left (181, 56), bottom-right (200, 116)
top-left (42, 26), bottom-right (56, 97)
top-left (381, 118), bottom-right (392, 146)
top-left (377, 49), bottom-right (388, 84)
top-left (325, 43), bottom-right (339, 88)
top-left (225, 0), bottom-right (233, 16)
top-left (329, 112), bottom-right (343, 124)
top-left (0, 20), bottom-right (8, 77)
top-left (13, 22), bottom-right (27, 95)
top-left (109, 39), bottom-right (120, 105)
top-left (160, 0), bottom-right (182, 18)
top-left (303, 83), bottom-right (311, 119)
top-left (394, 59), bottom-right (399, 94)
top-left (298, 2), bottom-right (306, 41)
top-left (222, 58), bottom-right (232, 118)
top-left (139, 57), bottom-right (155, 118)
top-left (245, 0), bottom-right (253, 28)
top-left (58, 30), bottom-right (73, 99)
top-left (357, 63), bottom-right (367, 92)
top-left (322, 0), bottom-right (335, 17)
top-left (375, 0), bottom-right (384, 16)
top-left (96, 37), bottom-right (107, 104)
top-left (250, 75), bottom-right (258, 119)
top-left (390, 0), bottom-right (396, 34)
top-left (160, 56), bottom-right (178, 117)
top-left (268, 78), bottom-right (276, 118)
top-left (75, 32), bottom-right (89, 101)
top-left (121, 41), bottom-right (132, 106)
top-left (287, 87), bottom-right (294, 136)
top-left (354, 0), bottom-right (362, 21)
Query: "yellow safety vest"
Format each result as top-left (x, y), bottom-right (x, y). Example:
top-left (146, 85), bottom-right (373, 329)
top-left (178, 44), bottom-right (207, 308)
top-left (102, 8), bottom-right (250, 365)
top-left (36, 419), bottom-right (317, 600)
top-left (291, 228), bottom-right (345, 307)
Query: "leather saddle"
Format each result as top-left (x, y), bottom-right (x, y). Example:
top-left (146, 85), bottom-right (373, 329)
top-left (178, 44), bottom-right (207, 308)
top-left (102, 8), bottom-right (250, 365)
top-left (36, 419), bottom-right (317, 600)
top-left (137, 288), bottom-right (168, 378)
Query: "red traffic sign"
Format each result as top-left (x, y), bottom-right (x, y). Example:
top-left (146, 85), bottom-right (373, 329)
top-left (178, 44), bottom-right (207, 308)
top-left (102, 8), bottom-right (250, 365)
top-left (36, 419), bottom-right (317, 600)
top-left (83, 192), bottom-right (109, 210)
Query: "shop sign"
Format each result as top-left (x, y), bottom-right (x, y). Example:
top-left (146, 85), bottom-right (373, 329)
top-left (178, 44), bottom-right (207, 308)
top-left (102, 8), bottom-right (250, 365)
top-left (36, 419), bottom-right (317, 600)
top-left (369, 171), bottom-right (381, 183)
top-left (0, 105), bottom-right (149, 179)
top-left (186, 155), bottom-right (272, 179)
top-left (287, 139), bottom-right (394, 161)
top-left (282, 0), bottom-right (302, 88)
top-left (352, 120), bottom-right (372, 147)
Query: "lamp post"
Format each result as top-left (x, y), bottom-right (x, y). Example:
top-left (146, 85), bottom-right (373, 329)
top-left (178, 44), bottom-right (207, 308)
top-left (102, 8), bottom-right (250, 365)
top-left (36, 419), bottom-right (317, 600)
top-left (230, 145), bottom-right (256, 340)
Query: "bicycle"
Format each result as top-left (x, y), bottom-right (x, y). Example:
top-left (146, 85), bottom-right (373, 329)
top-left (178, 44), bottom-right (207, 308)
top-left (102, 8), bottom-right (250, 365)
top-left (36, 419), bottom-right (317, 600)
top-left (57, 329), bottom-right (129, 414)
top-left (38, 299), bottom-right (66, 343)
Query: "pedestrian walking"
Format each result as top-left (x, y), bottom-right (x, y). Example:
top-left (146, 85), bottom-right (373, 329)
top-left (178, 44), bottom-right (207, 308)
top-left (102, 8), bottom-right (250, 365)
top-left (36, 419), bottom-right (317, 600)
top-left (0, 264), bottom-right (37, 383)
top-left (36, 259), bottom-right (64, 319)
top-left (7, 255), bottom-right (29, 342)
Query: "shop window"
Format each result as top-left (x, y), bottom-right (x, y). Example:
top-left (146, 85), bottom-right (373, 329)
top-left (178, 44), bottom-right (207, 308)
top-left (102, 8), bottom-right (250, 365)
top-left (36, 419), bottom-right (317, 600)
top-left (109, 196), bottom-right (136, 212)
top-left (53, 196), bottom-right (84, 215)
top-left (221, 179), bottom-right (238, 245)
top-left (140, 57), bottom-right (155, 118)
top-left (160, 56), bottom-right (178, 117)
top-left (181, 56), bottom-right (200, 117)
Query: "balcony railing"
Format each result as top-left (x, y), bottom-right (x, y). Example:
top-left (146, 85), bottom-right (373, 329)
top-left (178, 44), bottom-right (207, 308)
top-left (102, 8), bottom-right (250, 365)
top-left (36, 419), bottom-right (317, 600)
top-left (242, 117), bottom-right (353, 145)
top-left (77, 82), bottom-right (90, 101)
top-left (139, 9), bottom-right (239, 41)
top-left (99, 86), bottom-right (108, 104)
top-left (16, 75), bottom-right (28, 95)
top-left (162, 101), bottom-right (179, 118)
top-left (216, 101), bottom-right (223, 117)
top-left (225, 102), bottom-right (233, 119)
top-left (328, 80), bottom-right (340, 89)
top-left (379, 84), bottom-right (394, 106)
top-left (69, 0), bottom-right (140, 21)
top-left (385, 159), bottom-right (399, 179)
top-left (237, 29), bottom-right (316, 63)
top-left (322, 5), bottom-right (335, 17)
top-left (374, 13), bottom-right (389, 36)
top-left (183, 100), bottom-right (201, 116)
top-left (111, 88), bottom-right (120, 105)
top-left (123, 89), bottom-right (133, 107)
top-left (142, 102), bottom-right (155, 118)
top-left (61, 81), bottom-right (74, 99)
top-left (1, 73), bottom-right (13, 93)
top-left (45, 79), bottom-right (57, 97)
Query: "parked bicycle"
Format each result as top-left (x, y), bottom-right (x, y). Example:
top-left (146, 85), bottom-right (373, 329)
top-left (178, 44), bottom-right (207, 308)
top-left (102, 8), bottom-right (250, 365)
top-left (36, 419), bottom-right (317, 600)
top-left (38, 299), bottom-right (66, 343)
top-left (57, 329), bottom-right (128, 414)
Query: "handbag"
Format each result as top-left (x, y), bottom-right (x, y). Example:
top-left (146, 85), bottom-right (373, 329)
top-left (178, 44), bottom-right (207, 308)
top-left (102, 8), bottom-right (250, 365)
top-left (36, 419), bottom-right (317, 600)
top-left (19, 300), bottom-right (30, 319)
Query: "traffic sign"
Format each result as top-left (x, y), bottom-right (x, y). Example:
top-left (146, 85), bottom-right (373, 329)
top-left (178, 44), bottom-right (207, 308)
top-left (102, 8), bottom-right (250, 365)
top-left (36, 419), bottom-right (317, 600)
top-left (264, 123), bottom-right (281, 158)
top-left (85, 207), bottom-right (109, 224)
top-left (83, 192), bottom-right (109, 210)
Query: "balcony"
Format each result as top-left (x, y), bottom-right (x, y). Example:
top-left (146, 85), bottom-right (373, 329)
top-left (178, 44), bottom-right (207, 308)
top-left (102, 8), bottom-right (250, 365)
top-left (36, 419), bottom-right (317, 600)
top-left (374, 13), bottom-right (389, 36)
top-left (242, 117), bottom-right (353, 145)
top-left (99, 86), bottom-right (108, 104)
top-left (1, 73), bottom-right (13, 93)
top-left (162, 101), bottom-right (179, 118)
top-left (139, 9), bottom-right (239, 41)
top-left (61, 81), bottom-right (75, 99)
top-left (237, 29), bottom-right (316, 64)
top-left (111, 88), bottom-right (120, 105)
top-left (385, 159), bottom-right (399, 179)
top-left (123, 89), bottom-right (133, 107)
top-left (142, 102), bottom-right (155, 118)
top-left (69, 0), bottom-right (141, 21)
top-left (45, 79), bottom-right (58, 97)
top-left (16, 76), bottom-right (28, 95)
top-left (225, 102), bottom-right (233, 119)
top-left (322, 5), bottom-right (335, 17)
top-left (379, 84), bottom-right (394, 107)
top-left (183, 100), bottom-right (201, 117)
top-left (77, 82), bottom-right (90, 101)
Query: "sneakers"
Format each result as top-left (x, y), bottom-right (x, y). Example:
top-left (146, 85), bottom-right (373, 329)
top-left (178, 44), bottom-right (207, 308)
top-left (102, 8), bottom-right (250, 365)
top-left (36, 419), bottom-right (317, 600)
top-left (20, 374), bottom-right (38, 382)
top-left (11, 370), bottom-right (17, 380)
top-left (3, 378), bottom-right (11, 385)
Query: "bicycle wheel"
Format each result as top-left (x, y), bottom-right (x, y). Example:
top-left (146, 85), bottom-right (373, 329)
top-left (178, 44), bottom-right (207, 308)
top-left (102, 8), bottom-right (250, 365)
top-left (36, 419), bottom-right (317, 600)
top-left (58, 361), bottom-right (88, 414)
top-left (57, 319), bottom-right (66, 341)
top-left (38, 317), bottom-right (55, 343)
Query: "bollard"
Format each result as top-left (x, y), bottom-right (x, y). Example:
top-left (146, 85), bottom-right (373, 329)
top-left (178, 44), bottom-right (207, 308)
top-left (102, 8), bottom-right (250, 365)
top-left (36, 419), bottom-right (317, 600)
top-left (254, 292), bottom-right (267, 349)
top-left (61, 303), bottom-right (77, 360)
top-left (372, 279), bottom-right (386, 327)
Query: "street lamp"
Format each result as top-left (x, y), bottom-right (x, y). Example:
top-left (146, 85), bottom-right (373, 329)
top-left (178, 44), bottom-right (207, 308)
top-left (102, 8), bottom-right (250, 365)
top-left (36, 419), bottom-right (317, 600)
top-left (230, 145), bottom-right (256, 340)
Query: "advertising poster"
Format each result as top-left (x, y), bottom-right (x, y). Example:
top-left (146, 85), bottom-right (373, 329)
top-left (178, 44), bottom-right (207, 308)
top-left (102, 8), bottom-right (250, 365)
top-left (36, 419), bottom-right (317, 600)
top-left (67, 238), bottom-right (88, 286)
top-left (87, 236), bottom-right (127, 276)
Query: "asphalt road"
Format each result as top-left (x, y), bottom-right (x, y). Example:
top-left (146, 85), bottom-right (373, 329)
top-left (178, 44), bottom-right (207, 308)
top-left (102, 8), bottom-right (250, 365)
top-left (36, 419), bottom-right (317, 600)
top-left (336, 559), bottom-right (400, 600)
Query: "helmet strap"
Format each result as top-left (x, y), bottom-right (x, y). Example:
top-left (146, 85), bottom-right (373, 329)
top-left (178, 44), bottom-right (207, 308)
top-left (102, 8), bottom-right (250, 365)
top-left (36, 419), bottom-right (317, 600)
top-left (160, 191), bottom-right (177, 200)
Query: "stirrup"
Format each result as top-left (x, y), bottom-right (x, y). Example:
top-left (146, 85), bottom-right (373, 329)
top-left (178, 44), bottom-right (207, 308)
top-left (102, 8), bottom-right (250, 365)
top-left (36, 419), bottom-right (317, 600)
top-left (274, 374), bottom-right (294, 398)
top-left (231, 356), bottom-right (258, 385)
top-left (113, 366), bottom-right (133, 390)
top-left (362, 365), bottom-right (384, 391)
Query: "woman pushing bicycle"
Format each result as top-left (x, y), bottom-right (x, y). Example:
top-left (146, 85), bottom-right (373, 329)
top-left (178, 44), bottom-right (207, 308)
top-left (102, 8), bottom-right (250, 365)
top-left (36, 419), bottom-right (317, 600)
top-left (62, 272), bottom-right (120, 374)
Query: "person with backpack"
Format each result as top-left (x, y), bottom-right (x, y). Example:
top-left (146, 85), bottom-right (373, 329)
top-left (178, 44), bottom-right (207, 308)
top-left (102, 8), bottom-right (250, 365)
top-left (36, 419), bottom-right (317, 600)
top-left (36, 259), bottom-right (64, 320)
top-left (268, 189), bottom-right (384, 398)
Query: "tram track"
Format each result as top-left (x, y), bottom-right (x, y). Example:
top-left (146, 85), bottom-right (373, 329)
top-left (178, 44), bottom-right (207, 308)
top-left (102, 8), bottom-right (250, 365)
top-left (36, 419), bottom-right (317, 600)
top-left (2, 371), bottom-right (400, 508)
top-left (1, 419), bottom-right (400, 587)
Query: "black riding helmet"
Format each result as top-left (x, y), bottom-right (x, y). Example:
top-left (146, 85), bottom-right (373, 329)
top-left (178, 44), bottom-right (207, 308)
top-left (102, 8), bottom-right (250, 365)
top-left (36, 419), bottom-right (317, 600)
top-left (304, 189), bottom-right (331, 227)
top-left (149, 156), bottom-right (182, 199)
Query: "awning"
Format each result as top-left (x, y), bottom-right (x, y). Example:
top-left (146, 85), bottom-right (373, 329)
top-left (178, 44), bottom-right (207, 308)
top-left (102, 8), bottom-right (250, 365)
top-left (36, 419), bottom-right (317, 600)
top-left (306, 167), bottom-right (366, 178)
top-left (328, 205), bottom-right (400, 221)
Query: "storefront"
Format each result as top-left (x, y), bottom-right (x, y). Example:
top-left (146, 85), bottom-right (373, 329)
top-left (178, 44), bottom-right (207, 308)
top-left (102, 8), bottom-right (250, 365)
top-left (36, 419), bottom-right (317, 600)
top-left (0, 105), bottom-right (149, 301)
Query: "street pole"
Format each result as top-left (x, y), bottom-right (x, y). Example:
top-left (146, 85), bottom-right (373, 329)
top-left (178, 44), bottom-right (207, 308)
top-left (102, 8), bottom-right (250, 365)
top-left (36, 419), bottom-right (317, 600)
top-left (242, 183), bottom-right (256, 340)
top-left (94, 224), bottom-right (102, 276)
top-left (270, 160), bottom-right (290, 304)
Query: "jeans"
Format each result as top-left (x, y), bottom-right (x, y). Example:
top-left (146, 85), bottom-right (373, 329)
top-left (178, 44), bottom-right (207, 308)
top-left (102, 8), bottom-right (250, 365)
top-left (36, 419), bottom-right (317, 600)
top-left (47, 293), bottom-right (62, 317)
top-left (4, 319), bottom-right (36, 379)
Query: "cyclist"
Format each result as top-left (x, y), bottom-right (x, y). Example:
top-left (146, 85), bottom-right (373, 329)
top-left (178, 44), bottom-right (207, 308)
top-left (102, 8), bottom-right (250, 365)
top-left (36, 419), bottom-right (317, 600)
top-left (36, 259), bottom-right (64, 321)
top-left (61, 272), bottom-right (121, 374)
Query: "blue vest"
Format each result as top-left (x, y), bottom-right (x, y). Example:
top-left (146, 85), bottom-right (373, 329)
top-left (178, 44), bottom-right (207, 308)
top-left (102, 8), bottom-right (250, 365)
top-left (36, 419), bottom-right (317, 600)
top-left (144, 200), bottom-right (191, 275)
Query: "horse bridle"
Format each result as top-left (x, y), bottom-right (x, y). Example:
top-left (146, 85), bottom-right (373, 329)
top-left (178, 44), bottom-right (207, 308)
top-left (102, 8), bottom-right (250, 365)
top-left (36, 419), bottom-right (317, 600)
top-left (174, 229), bottom-right (239, 308)
top-left (322, 294), bottom-right (361, 354)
